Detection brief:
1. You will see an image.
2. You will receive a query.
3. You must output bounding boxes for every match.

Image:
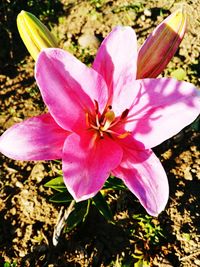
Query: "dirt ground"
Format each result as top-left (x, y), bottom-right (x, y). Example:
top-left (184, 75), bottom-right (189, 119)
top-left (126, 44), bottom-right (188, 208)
top-left (0, 0), bottom-right (200, 266)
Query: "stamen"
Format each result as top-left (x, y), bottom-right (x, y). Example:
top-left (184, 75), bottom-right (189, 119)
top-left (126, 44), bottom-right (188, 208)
top-left (120, 109), bottom-right (129, 120)
top-left (101, 110), bottom-right (115, 131)
top-left (87, 101), bottom-right (130, 140)
top-left (106, 129), bottom-right (131, 139)
top-left (96, 114), bottom-right (100, 128)
top-left (85, 112), bottom-right (90, 127)
top-left (106, 109), bottom-right (129, 129)
top-left (94, 100), bottom-right (99, 114)
top-left (117, 132), bottom-right (131, 139)
top-left (100, 131), bottom-right (104, 139)
top-left (90, 124), bottom-right (99, 130)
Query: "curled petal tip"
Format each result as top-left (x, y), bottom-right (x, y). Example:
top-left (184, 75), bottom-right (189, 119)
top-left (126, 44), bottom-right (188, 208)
top-left (17, 10), bottom-right (58, 60)
top-left (137, 9), bottom-right (187, 79)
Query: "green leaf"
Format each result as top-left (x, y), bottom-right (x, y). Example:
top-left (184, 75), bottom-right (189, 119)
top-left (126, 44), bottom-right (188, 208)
top-left (103, 176), bottom-right (127, 190)
top-left (66, 200), bottom-right (90, 231)
top-left (44, 176), bottom-right (67, 192)
top-left (92, 192), bottom-right (113, 222)
top-left (190, 116), bottom-right (200, 131)
top-left (49, 192), bottom-right (73, 203)
top-left (171, 68), bottom-right (186, 80)
top-left (134, 259), bottom-right (149, 267)
top-left (182, 233), bottom-right (191, 241)
top-left (4, 263), bottom-right (17, 267)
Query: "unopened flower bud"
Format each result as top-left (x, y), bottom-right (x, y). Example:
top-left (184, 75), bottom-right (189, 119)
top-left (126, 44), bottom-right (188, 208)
top-left (137, 9), bottom-right (186, 79)
top-left (17, 10), bottom-right (58, 60)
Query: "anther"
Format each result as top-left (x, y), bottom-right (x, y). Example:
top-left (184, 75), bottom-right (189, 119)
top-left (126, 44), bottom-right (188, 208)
top-left (120, 109), bottom-right (129, 120)
top-left (118, 131), bottom-right (131, 139)
top-left (94, 100), bottom-right (99, 114)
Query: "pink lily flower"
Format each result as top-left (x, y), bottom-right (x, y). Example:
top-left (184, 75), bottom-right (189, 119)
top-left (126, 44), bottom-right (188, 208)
top-left (0, 26), bottom-right (199, 216)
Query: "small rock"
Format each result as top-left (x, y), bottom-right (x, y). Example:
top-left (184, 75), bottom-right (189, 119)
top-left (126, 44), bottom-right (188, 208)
top-left (184, 167), bottom-right (193, 180)
top-left (15, 181), bottom-right (23, 188)
top-left (175, 190), bottom-right (184, 197)
top-left (144, 9), bottom-right (152, 17)
top-left (19, 250), bottom-right (26, 257)
top-left (10, 207), bottom-right (16, 215)
top-left (161, 149), bottom-right (172, 160)
top-left (194, 259), bottom-right (200, 266)
top-left (29, 163), bottom-right (45, 183)
top-left (78, 33), bottom-right (100, 49)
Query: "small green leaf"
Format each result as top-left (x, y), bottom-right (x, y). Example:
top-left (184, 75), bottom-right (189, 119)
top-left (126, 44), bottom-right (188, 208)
top-left (66, 201), bottom-right (90, 231)
top-left (44, 176), bottom-right (67, 192)
top-left (104, 176), bottom-right (127, 190)
top-left (4, 263), bottom-right (17, 267)
top-left (171, 68), bottom-right (186, 80)
top-left (92, 192), bottom-right (113, 222)
top-left (134, 259), bottom-right (149, 267)
top-left (49, 192), bottom-right (73, 203)
top-left (190, 116), bottom-right (200, 131)
top-left (182, 233), bottom-right (191, 241)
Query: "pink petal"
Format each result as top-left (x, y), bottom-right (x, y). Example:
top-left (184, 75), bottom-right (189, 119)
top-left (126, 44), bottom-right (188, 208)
top-left (111, 78), bottom-right (141, 116)
top-left (114, 132), bottom-right (145, 151)
top-left (113, 148), bottom-right (169, 216)
top-left (62, 131), bottom-right (123, 201)
top-left (125, 78), bottom-right (200, 148)
top-left (35, 48), bottom-right (108, 132)
top-left (0, 113), bottom-right (68, 160)
top-left (93, 26), bottom-right (137, 102)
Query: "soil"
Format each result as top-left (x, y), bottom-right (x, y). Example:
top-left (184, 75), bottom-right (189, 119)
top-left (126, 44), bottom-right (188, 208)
top-left (0, 0), bottom-right (200, 266)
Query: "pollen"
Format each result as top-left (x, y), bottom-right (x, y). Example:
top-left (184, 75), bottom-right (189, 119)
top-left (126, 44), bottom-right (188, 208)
top-left (101, 110), bottom-right (115, 131)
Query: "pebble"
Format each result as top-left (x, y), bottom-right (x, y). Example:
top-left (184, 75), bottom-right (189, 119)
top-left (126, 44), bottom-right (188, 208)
top-left (19, 251), bottom-right (26, 257)
top-left (15, 181), bottom-right (23, 188)
top-left (184, 168), bottom-right (193, 180)
top-left (10, 207), bottom-right (16, 215)
top-left (78, 33), bottom-right (99, 49)
top-left (194, 259), bottom-right (200, 266)
top-left (144, 9), bottom-right (152, 17)
top-left (29, 163), bottom-right (45, 182)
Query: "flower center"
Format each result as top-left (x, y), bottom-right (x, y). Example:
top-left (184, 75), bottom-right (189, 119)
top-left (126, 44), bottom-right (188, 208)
top-left (86, 101), bottom-right (130, 139)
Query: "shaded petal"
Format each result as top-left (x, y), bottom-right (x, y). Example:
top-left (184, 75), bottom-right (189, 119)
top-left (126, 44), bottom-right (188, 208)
top-left (124, 78), bottom-right (200, 148)
top-left (93, 26), bottom-right (137, 102)
top-left (35, 48), bottom-right (108, 132)
top-left (114, 132), bottom-right (145, 151)
top-left (62, 131), bottom-right (123, 201)
top-left (111, 78), bottom-right (141, 116)
top-left (0, 113), bottom-right (68, 160)
top-left (113, 148), bottom-right (169, 216)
